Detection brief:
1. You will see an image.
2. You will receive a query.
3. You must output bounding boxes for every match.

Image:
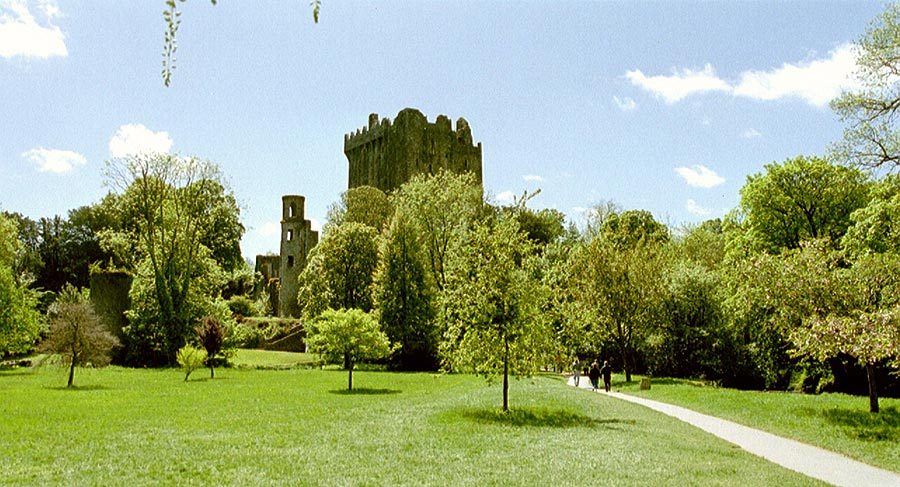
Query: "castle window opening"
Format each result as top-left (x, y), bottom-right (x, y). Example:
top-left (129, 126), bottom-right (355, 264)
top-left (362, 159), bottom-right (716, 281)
top-left (289, 204), bottom-right (295, 218)
top-left (287, 255), bottom-right (294, 268)
top-left (287, 229), bottom-right (293, 241)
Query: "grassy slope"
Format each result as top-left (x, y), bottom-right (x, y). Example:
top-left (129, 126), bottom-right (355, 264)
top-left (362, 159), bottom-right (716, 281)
top-left (616, 376), bottom-right (900, 474)
top-left (0, 364), bottom-right (826, 487)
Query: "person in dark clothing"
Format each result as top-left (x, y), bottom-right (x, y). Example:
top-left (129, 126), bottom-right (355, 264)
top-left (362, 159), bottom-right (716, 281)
top-left (600, 360), bottom-right (612, 392)
top-left (588, 361), bottom-right (600, 390)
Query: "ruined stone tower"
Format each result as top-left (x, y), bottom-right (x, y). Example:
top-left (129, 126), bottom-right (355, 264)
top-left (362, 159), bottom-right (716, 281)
top-left (344, 108), bottom-right (483, 193)
top-left (278, 195), bottom-right (318, 317)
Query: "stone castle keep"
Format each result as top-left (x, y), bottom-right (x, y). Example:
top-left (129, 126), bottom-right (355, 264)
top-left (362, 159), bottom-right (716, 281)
top-left (257, 108), bottom-right (482, 317)
top-left (344, 108), bottom-right (483, 192)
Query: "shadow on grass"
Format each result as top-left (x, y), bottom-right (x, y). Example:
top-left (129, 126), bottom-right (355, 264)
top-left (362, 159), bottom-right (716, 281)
top-left (329, 388), bottom-right (402, 395)
top-left (454, 407), bottom-right (636, 429)
top-left (46, 384), bottom-right (110, 391)
top-left (817, 406), bottom-right (900, 442)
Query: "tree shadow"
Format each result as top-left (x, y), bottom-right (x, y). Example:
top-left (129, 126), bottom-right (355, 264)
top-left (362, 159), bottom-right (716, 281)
top-left (815, 406), bottom-right (900, 442)
top-left (454, 407), bottom-right (637, 430)
top-left (46, 384), bottom-right (110, 391)
top-left (329, 388), bottom-right (402, 395)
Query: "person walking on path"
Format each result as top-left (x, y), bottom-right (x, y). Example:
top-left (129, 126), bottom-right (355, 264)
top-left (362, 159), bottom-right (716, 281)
top-left (588, 361), bottom-right (600, 390)
top-left (600, 360), bottom-right (612, 392)
top-left (571, 358), bottom-right (580, 387)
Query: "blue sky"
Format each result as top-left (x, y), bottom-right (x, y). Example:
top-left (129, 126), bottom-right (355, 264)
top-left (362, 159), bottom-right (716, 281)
top-left (0, 0), bottom-right (888, 259)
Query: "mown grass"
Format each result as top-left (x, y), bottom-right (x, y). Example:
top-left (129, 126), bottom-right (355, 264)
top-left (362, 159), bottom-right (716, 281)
top-left (230, 349), bottom-right (320, 368)
top-left (616, 375), bottom-right (900, 473)
top-left (0, 359), bottom-right (826, 486)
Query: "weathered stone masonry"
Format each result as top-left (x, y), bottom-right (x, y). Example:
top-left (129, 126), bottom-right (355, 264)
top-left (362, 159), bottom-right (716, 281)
top-left (344, 108), bottom-right (483, 193)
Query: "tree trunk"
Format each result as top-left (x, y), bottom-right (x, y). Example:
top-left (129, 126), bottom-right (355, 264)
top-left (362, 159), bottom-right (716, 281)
top-left (209, 363), bottom-right (214, 379)
top-left (67, 357), bottom-right (75, 388)
top-left (347, 353), bottom-right (354, 391)
top-left (621, 348), bottom-right (632, 383)
top-left (502, 338), bottom-right (509, 412)
top-left (866, 362), bottom-right (879, 413)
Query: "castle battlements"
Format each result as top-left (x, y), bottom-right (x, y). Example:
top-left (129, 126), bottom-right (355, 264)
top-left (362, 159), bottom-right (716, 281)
top-left (343, 108), bottom-right (483, 192)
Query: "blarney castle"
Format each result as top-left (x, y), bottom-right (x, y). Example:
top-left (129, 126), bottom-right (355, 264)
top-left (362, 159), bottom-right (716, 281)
top-left (256, 108), bottom-right (484, 317)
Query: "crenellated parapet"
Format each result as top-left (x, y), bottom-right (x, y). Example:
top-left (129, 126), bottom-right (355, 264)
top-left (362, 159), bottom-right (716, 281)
top-left (344, 108), bottom-right (483, 192)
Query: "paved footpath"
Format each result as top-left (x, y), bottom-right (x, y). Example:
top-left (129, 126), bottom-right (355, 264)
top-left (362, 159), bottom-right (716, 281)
top-left (568, 376), bottom-right (900, 487)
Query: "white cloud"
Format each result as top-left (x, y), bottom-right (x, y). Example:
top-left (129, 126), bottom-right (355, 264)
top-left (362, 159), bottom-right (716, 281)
top-left (572, 206), bottom-right (588, 215)
top-left (624, 44), bottom-right (859, 108)
top-left (22, 147), bottom-right (86, 174)
top-left (495, 191), bottom-right (516, 204)
top-left (674, 164), bottom-right (725, 188)
top-left (625, 64), bottom-right (730, 104)
top-left (733, 43), bottom-right (858, 107)
top-left (258, 222), bottom-right (280, 237)
top-left (523, 174), bottom-right (543, 182)
top-left (109, 124), bottom-right (174, 158)
top-left (0, 0), bottom-right (67, 59)
top-left (686, 199), bottom-right (711, 216)
top-left (741, 128), bottom-right (762, 139)
top-left (612, 95), bottom-right (637, 112)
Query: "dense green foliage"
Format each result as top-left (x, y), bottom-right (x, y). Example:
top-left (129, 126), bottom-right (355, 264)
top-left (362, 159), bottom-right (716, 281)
top-left (374, 212), bottom-right (437, 370)
top-left (104, 154), bottom-right (244, 366)
top-left (0, 213), bottom-right (42, 357)
top-left (305, 309), bottom-right (391, 390)
top-left (442, 212), bottom-right (550, 411)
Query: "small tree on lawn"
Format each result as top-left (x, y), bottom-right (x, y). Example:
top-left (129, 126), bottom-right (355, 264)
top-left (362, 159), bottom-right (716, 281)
top-left (176, 345), bottom-right (207, 382)
top-left (38, 285), bottom-right (119, 388)
top-left (197, 316), bottom-right (226, 378)
top-left (306, 308), bottom-right (391, 391)
top-left (441, 213), bottom-right (549, 412)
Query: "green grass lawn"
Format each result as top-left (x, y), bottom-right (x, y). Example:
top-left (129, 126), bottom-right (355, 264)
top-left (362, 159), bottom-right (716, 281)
top-left (1, 360), bottom-right (826, 487)
top-left (615, 376), bottom-right (900, 474)
top-left (230, 349), bottom-right (320, 368)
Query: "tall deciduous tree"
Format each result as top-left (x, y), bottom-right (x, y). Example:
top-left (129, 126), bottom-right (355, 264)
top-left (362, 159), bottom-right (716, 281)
top-left (790, 253), bottom-right (900, 413)
top-left (104, 154), bottom-right (242, 366)
top-left (736, 155), bottom-right (869, 254)
top-left (441, 213), bottom-right (549, 412)
top-left (297, 222), bottom-right (379, 320)
top-left (38, 285), bottom-right (119, 387)
top-left (571, 210), bottom-right (669, 382)
top-left (392, 170), bottom-right (483, 293)
top-left (306, 308), bottom-right (391, 390)
top-left (0, 213), bottom-right (42, 357)
top-left (832, 3), bottom-right (900, 170)
top-left (374, 212), bottom-right (437, 370)
top-left (324, 185), bottom-right (393, 234)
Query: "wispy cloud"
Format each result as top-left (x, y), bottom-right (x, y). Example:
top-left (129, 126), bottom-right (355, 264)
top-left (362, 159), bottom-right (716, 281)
top-left (733, 44), bottom-right (858, 107)
top-left (626, 64), bottom-right (730, 104)
top-left (523, 174), bottom-right (543, 182)
top-left (0, 0), bottom-right (67, 59)
top-left (109, 124), bottom-right (174, 158)
top-left (686, 199), bottom-right (711, 216)
top-left (495, 191), bottom-right (516, 204)
top-left (22, 147), bottom-right (86, 174)
top-left (674, 164), bottom-right (725, 188)
top-left (626, 44), bottom-right (859, 107)
top-left (741, 128), bottom-right (762, 139)
top-left (612, 95), bottom-right (637, 112)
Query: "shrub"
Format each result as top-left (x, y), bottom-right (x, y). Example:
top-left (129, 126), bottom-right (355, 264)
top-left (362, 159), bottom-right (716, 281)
top-left (227, 295), bottom-right (258, 317)
top-left (176, 345), bottom-right (207, 381)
